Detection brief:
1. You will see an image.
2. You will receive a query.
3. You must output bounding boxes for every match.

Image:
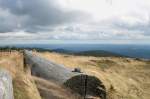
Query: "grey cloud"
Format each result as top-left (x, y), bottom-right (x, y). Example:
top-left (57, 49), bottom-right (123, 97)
top-left (0, 0), bottom-right (149, 42)
top-left (110, 17), bottom-right (150, 36)
top-left (0, 0), bottom-right (89, 33)
top-left (0, 9), bottom-right (19, 33)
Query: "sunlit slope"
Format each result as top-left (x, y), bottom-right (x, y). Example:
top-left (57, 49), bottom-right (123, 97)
top-left (0, 51), bottom-right (41, 99)
top-left (36, 52), bottom-right (150, 99)
top-left (0, 51), bottom-right (149, 99)
top-left (0, 51), bottom-right (82, 99)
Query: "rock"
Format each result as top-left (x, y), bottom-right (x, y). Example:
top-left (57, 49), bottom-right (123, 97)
top-left (0, 69), bottom-right (14, 99)
top-left (24, 50), bottom-right (107, 99)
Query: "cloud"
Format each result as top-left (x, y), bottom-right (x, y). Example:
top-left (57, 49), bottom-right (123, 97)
top-left (0, 0), bottom-right (89, 33)
top-left (0, 0), bottom-right (150, 43)
top-left (0, 8), bottom-right (19, 33)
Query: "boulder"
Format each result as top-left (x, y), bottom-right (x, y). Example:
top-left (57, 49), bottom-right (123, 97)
top-left (0, 69), bottom-right (14, 99)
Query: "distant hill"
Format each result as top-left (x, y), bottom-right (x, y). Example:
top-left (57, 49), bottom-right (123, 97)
top-left (2, 44), bottom-right (150, 59)
top-left (75, 50), bottom-right (124, 57)
top-left (0, 46), bottom-right (125, 57)
top-left (0, 46), bottom-right (52, 52)
top-left (51, 48), bottom-right (73, 54)
top-left (52, 49), bottom-right (125, 57)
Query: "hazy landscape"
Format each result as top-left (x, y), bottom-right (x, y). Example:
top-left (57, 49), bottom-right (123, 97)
top-left (1, 44), bottom-right (150, 59)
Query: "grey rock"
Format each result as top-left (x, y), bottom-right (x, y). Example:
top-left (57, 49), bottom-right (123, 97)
top-left (24, 50), bottom-right (106, 99)
top-left (0, 69), bottom-right (14, 99)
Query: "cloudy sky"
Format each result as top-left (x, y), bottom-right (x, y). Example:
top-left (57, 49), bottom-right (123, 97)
top-left (0, 0), bottom-right (150, 44)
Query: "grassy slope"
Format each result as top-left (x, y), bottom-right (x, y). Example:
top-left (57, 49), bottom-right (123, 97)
top-left (0, 51), bottom-right (82, 99)
top-left (0, 51), bottom-right (41, 99)
top-left (36, 52), bottom-right (150, 99)
top-left (0, 51), bottom-right (150, 99)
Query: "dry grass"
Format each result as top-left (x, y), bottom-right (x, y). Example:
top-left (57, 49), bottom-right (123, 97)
top-left (36, 51), bottom-right (150, 99)
top-left (33, 76), bottom-right (81, 99)
top-left (0, 51), bottom-right (41, 99)
top-left (1, 51), bottom-right (150, 99)
top-left (0, 51), bottom-right (82, 99)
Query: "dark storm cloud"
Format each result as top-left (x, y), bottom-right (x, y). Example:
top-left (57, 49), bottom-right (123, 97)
top-left (0, 0), bottom-right (88, 33)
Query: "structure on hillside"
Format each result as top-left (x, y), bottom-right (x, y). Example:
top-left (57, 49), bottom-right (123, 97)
top-left (24, 50), bottom-right (106, 99)
top-left (0, 69), bottom-right (14, 99)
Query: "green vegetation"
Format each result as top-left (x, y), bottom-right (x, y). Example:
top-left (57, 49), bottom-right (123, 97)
top-left (76, 50), bottom-right (124, 57)
top-left (0, 46), bottom-right (52, 52)
top-left (0, 47), bottom-right (125, 58)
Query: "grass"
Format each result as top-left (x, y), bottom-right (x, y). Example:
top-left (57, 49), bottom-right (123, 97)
top-left (13, 76), bottom-right (29, 99)
top-left (36, 51), bottom-right (150, 99)
top-left (91, 59), bottom-right (117, 70)
top-left (0, 51), bottom-right (83, 99)
top-left (33, 76), bottom-right (81, 99)
top-left (0, 51), bottom-right (41, 99)
top-left (0, 50), bottom-right (150, 99)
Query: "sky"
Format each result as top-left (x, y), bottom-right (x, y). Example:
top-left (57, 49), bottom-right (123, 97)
top-left (0, 0), bottom-right (150, 44)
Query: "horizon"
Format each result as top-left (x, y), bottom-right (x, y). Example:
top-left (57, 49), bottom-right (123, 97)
top-left (0, 40), bottom-right (150, 45)
top-left (0, 43), bottom-right (150, 59)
